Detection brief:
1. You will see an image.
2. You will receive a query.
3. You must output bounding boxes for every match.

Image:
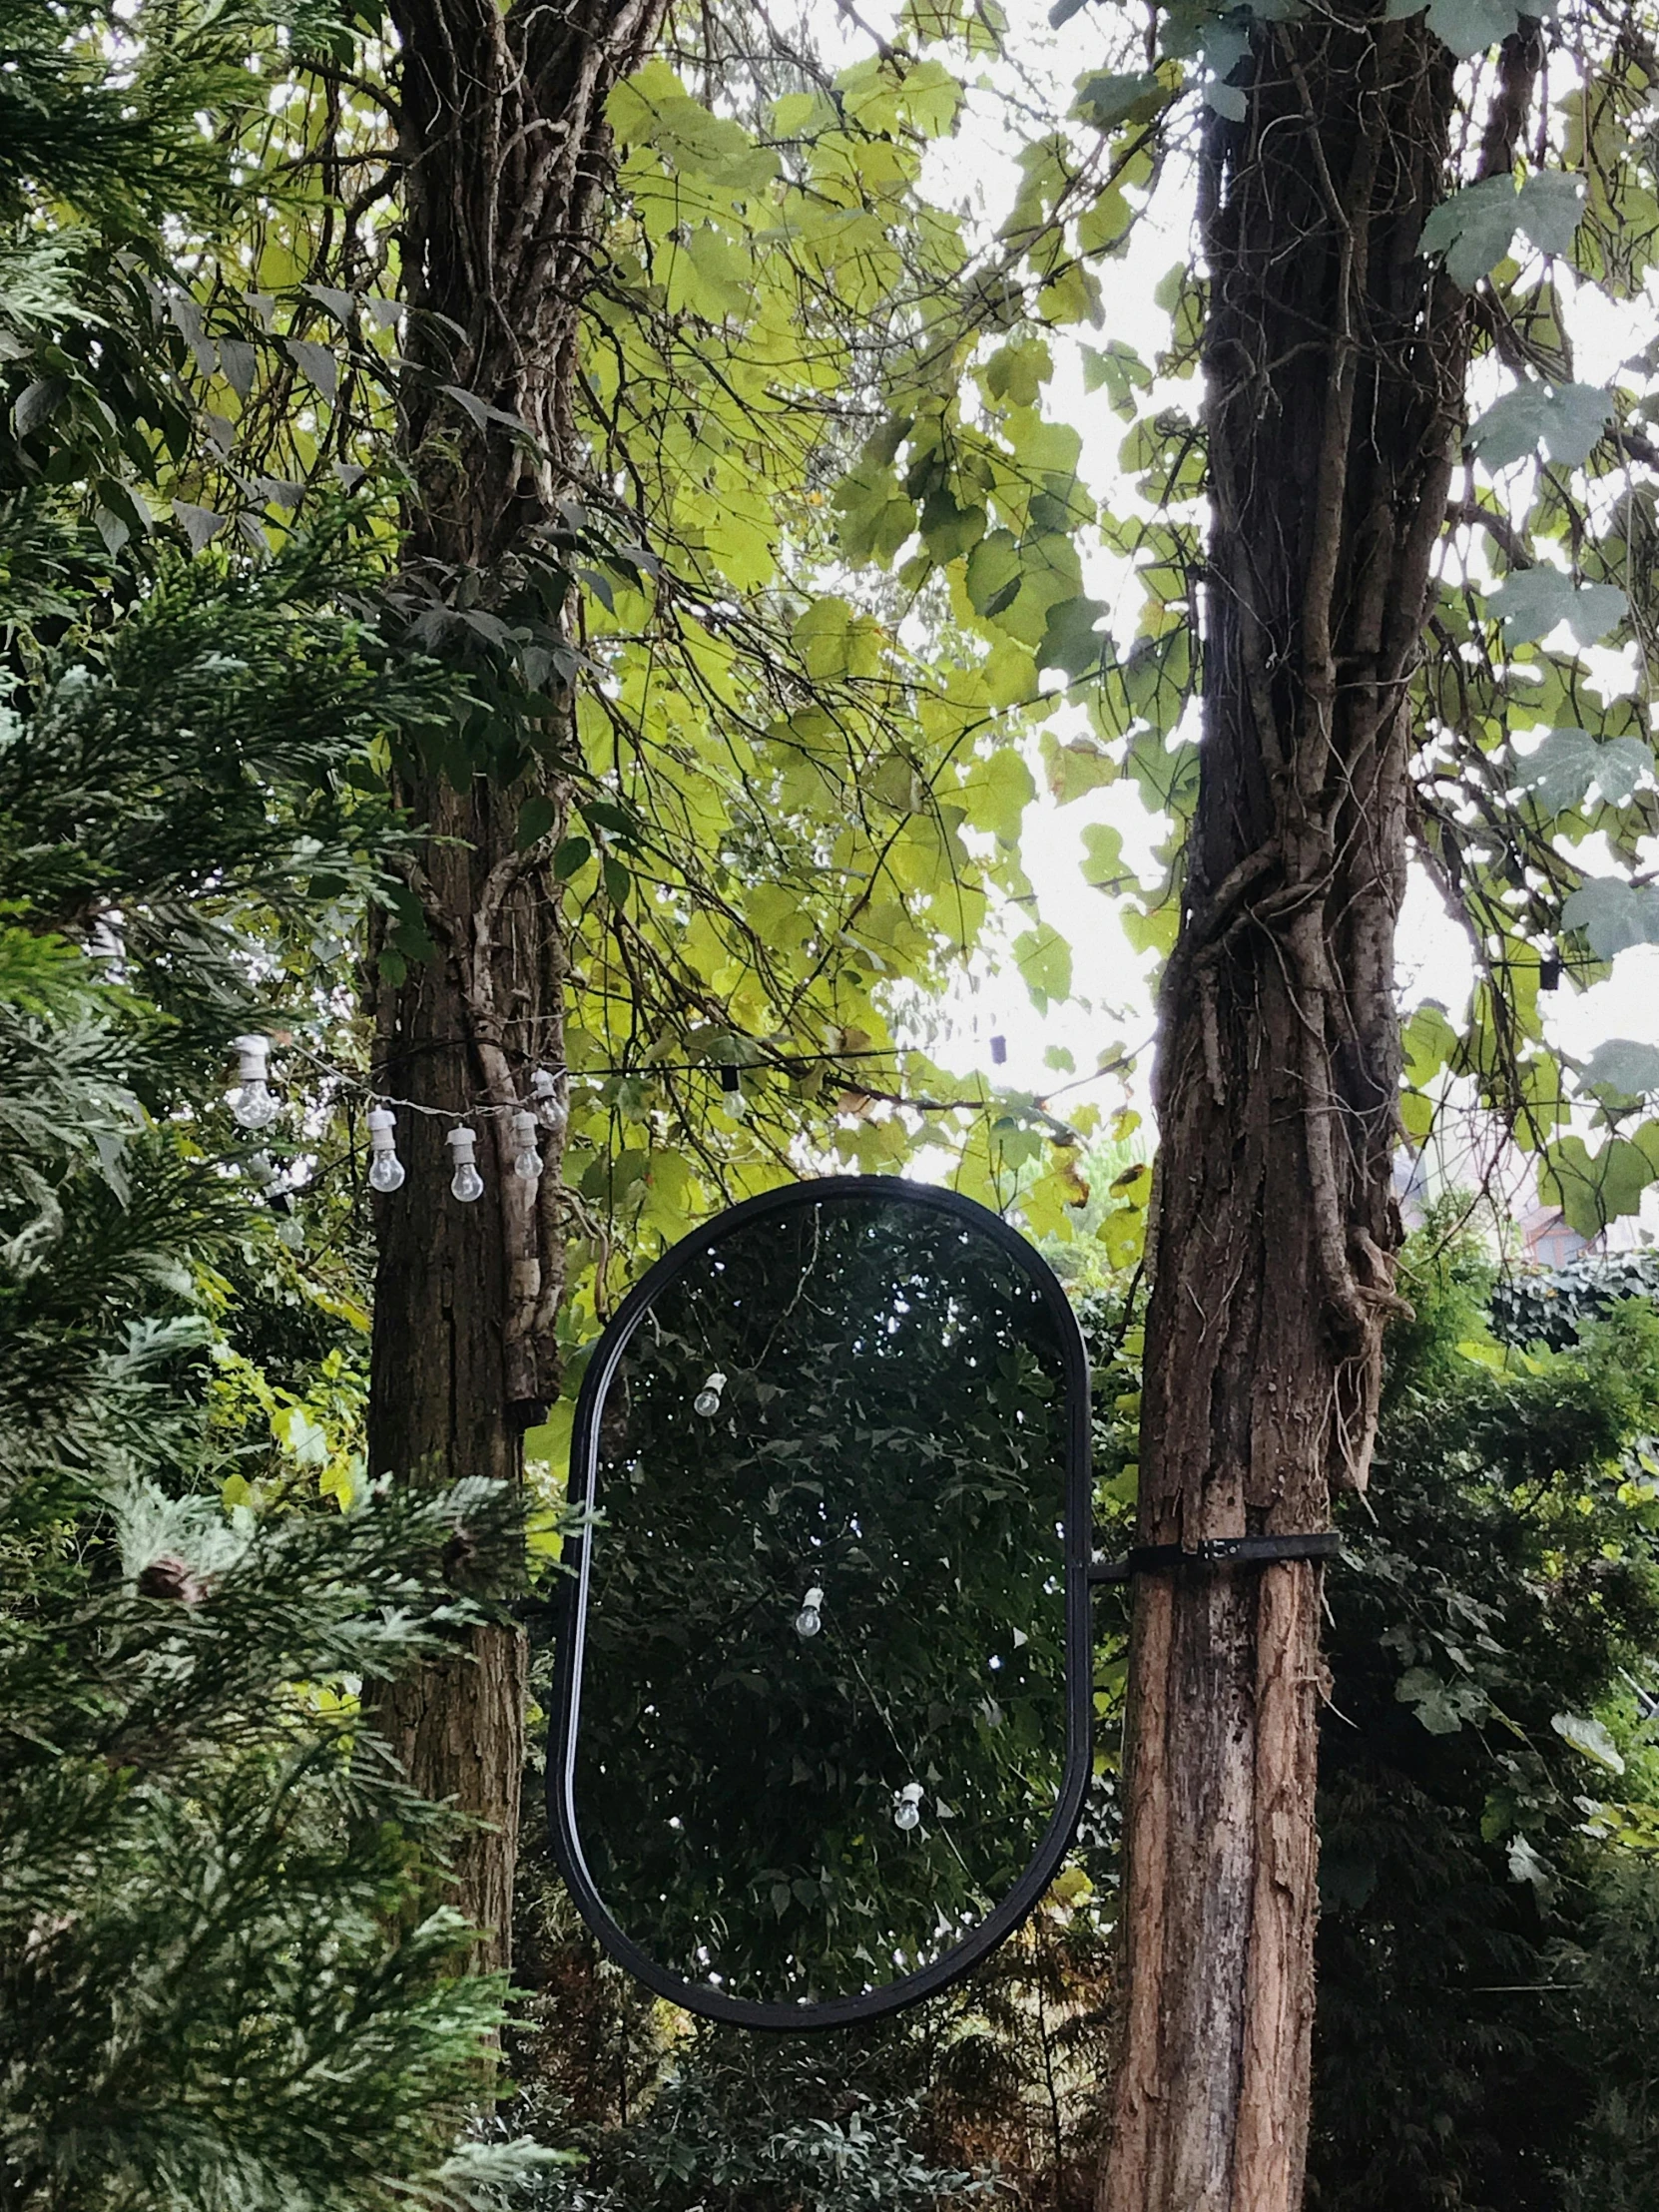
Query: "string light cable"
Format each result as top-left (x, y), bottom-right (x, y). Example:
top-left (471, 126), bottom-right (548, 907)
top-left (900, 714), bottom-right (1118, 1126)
top-left (217, 1027), bottom-right (1137, 1230)
top-left (267, 1031), bottom-right (1131, 1135)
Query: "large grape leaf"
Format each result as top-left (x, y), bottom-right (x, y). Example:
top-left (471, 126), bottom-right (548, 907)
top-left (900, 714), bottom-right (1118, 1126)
top-left (1520, 727), bottom-right (1654, 813)
top-left (1552, 1711), bottom-right (1625, 1775)
top-left (1419, 170), bottom-right (1585, 287)
top-left (1560, 877), bottom-right (1659, 957)
top-left (1582, 1039), bottom-right (1659, 1096)
top-left (1490, 568), bottom-right (1626, 647)
top-left (1468, 380), bottom-right (1613, 468)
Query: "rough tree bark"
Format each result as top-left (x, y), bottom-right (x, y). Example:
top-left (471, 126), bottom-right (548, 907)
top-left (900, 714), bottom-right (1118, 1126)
top-left (1101, 14), bottom-right (1539, 2209)
top-left (367, 0), bottom-right (668, 1970)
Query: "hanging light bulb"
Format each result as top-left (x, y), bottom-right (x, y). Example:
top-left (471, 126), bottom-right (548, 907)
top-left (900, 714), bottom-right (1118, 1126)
top-left (276, 1210), bottom-right (304, 1252)
top-left (692, 1370), bottom-right (727, 1418)
top-left (228, 1034), bottom-right (278, 1129)
top-left (794, 1586), bottom-right (825, 1638)
top-left (720, 1064), bottom-right (748, 1120)
top-left (446, 1125), bottom-right (484, 1203)
top-left (510, 1109), bottom-right (543, 1182)
top-left (243, 1151), bottom-right (277, 1191)
top-left (892, 1783), bottom-right (924, 1832)
top-left (529, 1066), bottom-right (566, 1134)
top-left (365, 1106), bottom-right (405, 1194)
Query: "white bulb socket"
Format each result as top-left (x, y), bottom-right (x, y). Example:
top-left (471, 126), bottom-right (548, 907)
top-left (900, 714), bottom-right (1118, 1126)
top-left (510, 1109), bottom-right (542, 1181)
top-left (446, 1125), bottom-right (484, 1203)
top-left (229, 1033), bottom-right (277, 1129)
top-left (366, 1107), bottom-right (405, 1194)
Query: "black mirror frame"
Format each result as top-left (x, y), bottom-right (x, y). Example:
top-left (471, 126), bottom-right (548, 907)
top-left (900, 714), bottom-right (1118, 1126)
top-left (546, 1174), bottom-right (1095, 2031)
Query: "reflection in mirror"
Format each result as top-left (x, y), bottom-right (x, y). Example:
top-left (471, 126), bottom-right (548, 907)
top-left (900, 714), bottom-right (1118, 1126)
top-left (561, 1185), bottom-right (1081, 2012)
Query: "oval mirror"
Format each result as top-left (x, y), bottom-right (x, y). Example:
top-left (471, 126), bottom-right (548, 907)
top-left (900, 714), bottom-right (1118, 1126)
top-left (548, 1176), bottom-right (1092, 2027)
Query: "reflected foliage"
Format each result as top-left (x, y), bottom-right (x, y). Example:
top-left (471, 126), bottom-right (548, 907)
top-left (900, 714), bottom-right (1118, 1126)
top-left (568, 1191), bottom-right (1076, 2006)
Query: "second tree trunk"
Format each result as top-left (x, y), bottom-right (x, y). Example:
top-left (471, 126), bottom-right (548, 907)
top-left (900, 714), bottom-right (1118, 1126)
top-left (1100, 9), bottom-right (1499, 2205)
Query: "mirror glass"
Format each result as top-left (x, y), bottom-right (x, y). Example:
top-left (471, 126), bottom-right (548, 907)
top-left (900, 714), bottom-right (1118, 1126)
top-left (559, 1184), bottom-right (1082, 2013)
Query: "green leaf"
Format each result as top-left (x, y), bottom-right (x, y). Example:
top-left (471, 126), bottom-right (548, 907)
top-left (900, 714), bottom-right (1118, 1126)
top-left (1490, 569), bottom-right (1626, 647)
top-left (553, 835), bottom-right (591, 879)
top-left (1551, 1710), bottom-right (1625, 1775)
top-left (171, 500), bottom-right (225, 554)
top-left (960, 748), bottom-right (1034, 839)
top-left (984, 338), bottom-right (1051, 406)
top-left (1560, 876), bottom-right (1659, 957)
top-left (1507, 1835), bottom-right (1550, 1889)
top-left (1418, 174), bottom-right (1521, 288)
top-left (1036, 594), bottom-right (1111, 678)
top-left (283, 337), bottom-right (337, 403)
top-left (1521, 727), bottom-right (1653, 812)
top-left (1071, 71), bottom-right (1166, 133)
top-left (793, 595), bottom-right (881, 679)
top-left (1121, 896), bottom-right (1179, 958)
top-left (1080, 821), bottom-right (1129, 891)
top-left (1402, 1000), bottom-right (1458, 1083)
top-left (1423, 0), bottom-right (1527, 57)
top-left (868, 753), bottom-right (918, 811)
top-left (1081, 339), bottom-right (1152, 418)
top-left (1581, 1039), bottom-right (1659, 1096)
top-left (218, 337), bottom-right (257, 397)
top-left (1420, 170), bottom-right (1583, 287)
top-left (920, 492), bottom-right (987, 565)
top-left (305, 281), bottom-right (356, 322)
top-left (517, 795), bottom-right (557, 849)
top-left (965, 530), bottom-right (1023, 619)
top-left (13, 374), bottom-right (69, 437)
top-left (1200, 19), bottom-right (1251, 113)
top-left (1013, 923), bottom-right (1072, 1010)
top-left (1468, 380), bottom-right (1613, 468)
top-left (1395, 1666), bottom-right (1475, 1735)
top-left (1043, 736), bottom-right (1115, 804)
top-left (1540, 1133), bottom-right (1657, 1234)
top-left (1515, 170), bottom-right (1585, 259)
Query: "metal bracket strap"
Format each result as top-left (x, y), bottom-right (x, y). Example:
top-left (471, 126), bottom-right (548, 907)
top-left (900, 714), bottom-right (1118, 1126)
top-left (1089, 1532), bottom-right (1343, 1584)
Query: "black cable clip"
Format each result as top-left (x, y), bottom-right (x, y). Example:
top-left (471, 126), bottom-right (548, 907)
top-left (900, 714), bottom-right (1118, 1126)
top-left (1089, 1531), bottom-right (1342, 1584)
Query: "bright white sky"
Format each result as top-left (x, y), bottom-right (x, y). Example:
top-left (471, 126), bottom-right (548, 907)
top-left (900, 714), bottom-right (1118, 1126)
top-left (814, 2), bottom-right (1659, 1136)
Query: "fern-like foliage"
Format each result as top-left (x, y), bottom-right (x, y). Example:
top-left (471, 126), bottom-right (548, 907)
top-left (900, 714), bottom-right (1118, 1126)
top-left (0, 12), bottom-right (540, 2208)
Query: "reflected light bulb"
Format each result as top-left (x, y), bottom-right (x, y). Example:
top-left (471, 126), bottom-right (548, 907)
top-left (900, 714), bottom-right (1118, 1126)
top-left (229, 1034), bottom-right (277, 1129)
top-left (365, 1106), bottom-right (405, 1194)
top-left (510, 1108), bottom-right (542, 1181)
top-left (693, 1370), bottom-right (727, 1417)
top-left (795, 1586), bottom-right (825, 1638)
top-left (893, 1783), bottom-right (923, 1832)
top-left (446, 1125), bottom-right (484, 1203)
top-left (276, 1211), bottom-right (303, 1251)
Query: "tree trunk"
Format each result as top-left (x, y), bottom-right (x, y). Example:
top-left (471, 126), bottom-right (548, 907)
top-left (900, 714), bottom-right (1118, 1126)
top-left (1101, 14), bottom-right (1539, 2207)
top-left (367, 0), bottom-right (667, 1971)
